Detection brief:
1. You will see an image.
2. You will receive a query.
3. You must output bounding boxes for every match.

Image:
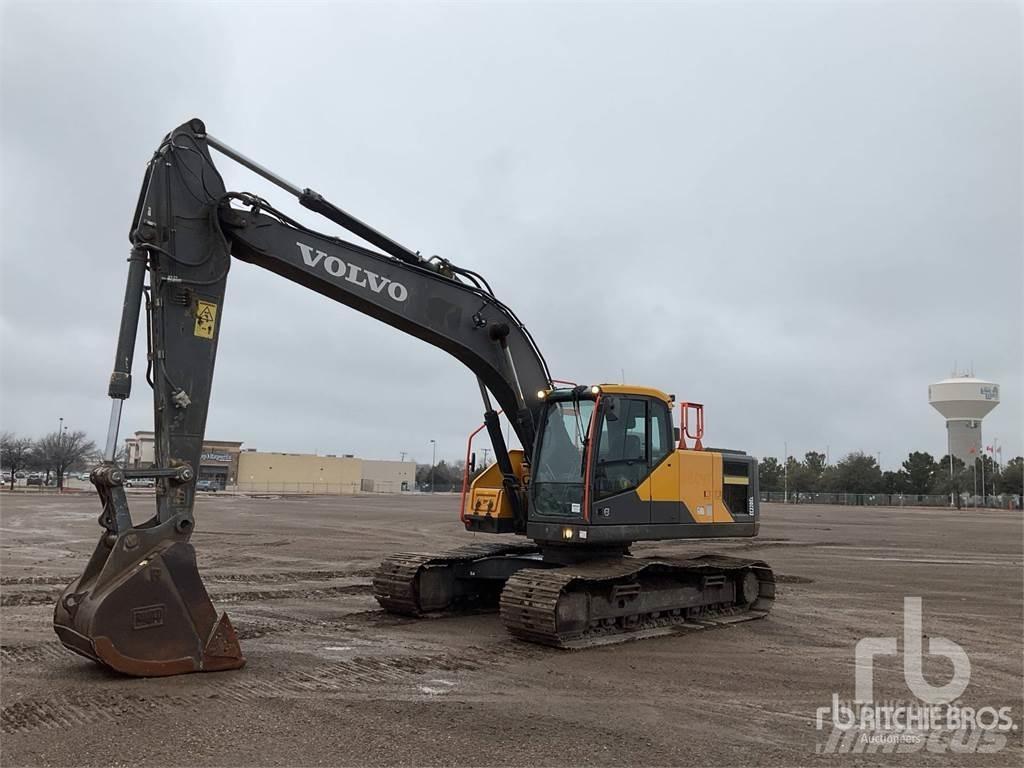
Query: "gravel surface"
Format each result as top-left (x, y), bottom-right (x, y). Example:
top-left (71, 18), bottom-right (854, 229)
top-left (1, 493), bottom-right (1021, 767)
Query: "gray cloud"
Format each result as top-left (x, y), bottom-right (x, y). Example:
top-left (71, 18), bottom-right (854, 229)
top-left (1, 1), bottom-right (1020, 468)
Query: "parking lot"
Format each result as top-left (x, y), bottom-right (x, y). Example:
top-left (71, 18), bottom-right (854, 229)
top-left (1, 493), bottom-right (1021, 766)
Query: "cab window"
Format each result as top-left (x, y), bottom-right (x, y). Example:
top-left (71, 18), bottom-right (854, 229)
top-left (595, 397), bottom-right (647, 499)
top-left (649, 400), bottom-right (673, 465)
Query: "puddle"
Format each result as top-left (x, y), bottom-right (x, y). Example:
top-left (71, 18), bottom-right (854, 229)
top-left (417, 679), bottom-right (456, 696)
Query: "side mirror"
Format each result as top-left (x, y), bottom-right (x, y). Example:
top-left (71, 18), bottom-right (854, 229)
top-left (673, 427), bottom-right (681, 444)
top-left (469, 452), bottom-right (476, 473)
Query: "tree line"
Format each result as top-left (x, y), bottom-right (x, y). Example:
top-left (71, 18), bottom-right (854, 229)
top-left (0, 431), bottom-right (98, 491)
top-left (5, 428), bottom-right (1021, 500)
top-left (758, 450), bottom-right (1023, 498)
top-left (414, 459), bottom-right (483, 491)
top-left (416, 450), bottom-right (1024, 499)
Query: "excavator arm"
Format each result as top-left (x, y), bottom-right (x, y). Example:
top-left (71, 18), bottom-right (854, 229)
top-left (54, 119), bottom-right (551, 676)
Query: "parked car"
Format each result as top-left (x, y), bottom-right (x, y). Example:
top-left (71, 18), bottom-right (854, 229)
top-left (26, 474), bottom-right (44, 486)
top-left (195, 479), bottom-right (219, 492)
top-left (124, 478), bottom-right (155, 488)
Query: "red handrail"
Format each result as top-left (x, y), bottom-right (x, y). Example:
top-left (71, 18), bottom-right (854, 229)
top-left (459, 411), bottom-right (503, 523)
top-left (678, 401), bottom-right (704, 451)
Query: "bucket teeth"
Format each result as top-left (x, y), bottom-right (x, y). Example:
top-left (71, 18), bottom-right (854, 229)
top-left (202, 613), bottom-right (246, 670)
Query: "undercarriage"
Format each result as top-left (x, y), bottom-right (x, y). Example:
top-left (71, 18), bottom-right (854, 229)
top-left (373, 543), bottom-right (775, 648)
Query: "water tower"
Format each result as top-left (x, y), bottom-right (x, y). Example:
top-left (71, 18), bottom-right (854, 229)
top-left (928, 374), bottom-right (1000, 464)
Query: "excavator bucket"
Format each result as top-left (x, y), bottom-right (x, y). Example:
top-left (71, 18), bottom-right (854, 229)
top-left (54, 520), bottom-right (244, 677)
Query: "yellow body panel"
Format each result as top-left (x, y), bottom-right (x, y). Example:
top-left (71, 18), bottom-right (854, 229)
top-left (637, 449), bottom-right (735, 524)
top-left (466, 450), bottom-right (526, 520)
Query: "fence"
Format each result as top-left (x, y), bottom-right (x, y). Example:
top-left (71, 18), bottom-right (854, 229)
top-left (0, 478), bottom-right (91, 493)
top-left (760, 491), bottom-right (1022, 509)
top-left (228, 480), bottom-right (412, 495)
top-left (2, 479), bottom-right (420, 496)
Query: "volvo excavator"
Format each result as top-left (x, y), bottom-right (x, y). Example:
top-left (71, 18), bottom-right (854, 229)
top-left (54, 119), bottom-right (774, 676)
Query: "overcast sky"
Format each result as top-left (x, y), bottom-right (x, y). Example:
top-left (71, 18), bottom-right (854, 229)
top-left (1, 1), bottom-right (1021, 468)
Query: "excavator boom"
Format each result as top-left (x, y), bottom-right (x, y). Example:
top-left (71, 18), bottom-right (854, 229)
top-left (55, 119), bottom-right (552, 675)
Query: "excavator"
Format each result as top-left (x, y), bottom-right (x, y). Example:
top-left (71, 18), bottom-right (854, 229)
top-left (54, 119), bottom-right (774, 676)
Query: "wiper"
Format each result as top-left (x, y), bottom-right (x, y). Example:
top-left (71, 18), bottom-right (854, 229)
top-left (570, 395), bottom-right (586, 448)
top-left (576, 393), bottom-right (593, 478)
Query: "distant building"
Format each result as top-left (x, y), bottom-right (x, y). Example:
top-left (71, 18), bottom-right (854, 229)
top-left (236, 452), bottom-right (412, 493)
top-left (124, 432), bottom-right (243, 488)
top-left (123, 431), bottom-right (413, 493)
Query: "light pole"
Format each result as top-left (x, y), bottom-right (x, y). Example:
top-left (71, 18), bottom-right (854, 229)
top-left (50, 417), bottom-right (64, 488)
top-left (991, 439), bottom-right (1001, 493)
top-left (429, 439), bottom-right (436, 493)
top-left (400, 451), bottom-right (407, 462)
top-left (947, 424), bottom-right (955, 507)
top-left (972, 453), bottom-right (978, 508)
top-left (783, 441), bottom-right (788, 504)
top-left (979, 451), bottom-right (986, 508)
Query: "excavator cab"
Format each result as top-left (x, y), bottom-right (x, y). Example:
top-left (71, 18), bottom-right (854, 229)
top-left (465, 384), bottom-right (761, 547)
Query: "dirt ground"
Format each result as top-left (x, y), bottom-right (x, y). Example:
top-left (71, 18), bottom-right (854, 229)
top-left (1, 493), bottom-right (1021, 767)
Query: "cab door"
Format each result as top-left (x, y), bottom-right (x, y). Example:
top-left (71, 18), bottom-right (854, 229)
top-left (591, 397), bottom-right (651, 524)
top-left (646, 399), bottom-right (680, 524)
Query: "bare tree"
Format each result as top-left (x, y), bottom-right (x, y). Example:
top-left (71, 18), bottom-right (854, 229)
top-left (1, 432), bottom-right (35, 490)
top-left (89, 443), bottom-right (126, 465)
top-left (34, 430), bottom-right (98, 491)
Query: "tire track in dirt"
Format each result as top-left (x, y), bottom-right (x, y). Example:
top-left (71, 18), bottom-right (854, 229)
top-left (1, 607), bottom-right (423, 665)
top-left (0, 576), bottom-right (77, 586)
top-left (1, 570), bottom-right (375, 607)
top-left (2, 692), bottom-right (200, 734)
top-left (205, 568), bottom-right (376, 583)
top-left (1, 584), bottom-right (373, 608)
top-left (0, 567), bottom-right (371, 588)
top-left (0, 643), bottom-right (72, 665)
top-left (230, 607), bottom-right (418, 639)
top-left (0, 643), bottom-right (540, 734)
top-left (214, 583), bottom-right (373, 604)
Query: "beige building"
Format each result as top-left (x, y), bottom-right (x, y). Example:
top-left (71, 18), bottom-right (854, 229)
top-left (359, 460), bottom-right (415, 493)
top-left (124, 431), bottom-right (243, 489)
top-left (236, 452), bottom-right (413, 494)
top-left (124, 431), bottom-right (413, 494)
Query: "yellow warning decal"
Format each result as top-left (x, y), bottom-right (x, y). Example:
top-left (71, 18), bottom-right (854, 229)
top-left (194, 301), bottom-right (217, 339)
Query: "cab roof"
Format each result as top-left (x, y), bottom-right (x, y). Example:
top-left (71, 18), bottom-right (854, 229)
top-left (597, 384), bottom-right (674, 403)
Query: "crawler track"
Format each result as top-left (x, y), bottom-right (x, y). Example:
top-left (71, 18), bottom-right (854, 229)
top-left (373, 541), bottom-right (540, 615)
top-left (500, 554), bottom-right (774, 648)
